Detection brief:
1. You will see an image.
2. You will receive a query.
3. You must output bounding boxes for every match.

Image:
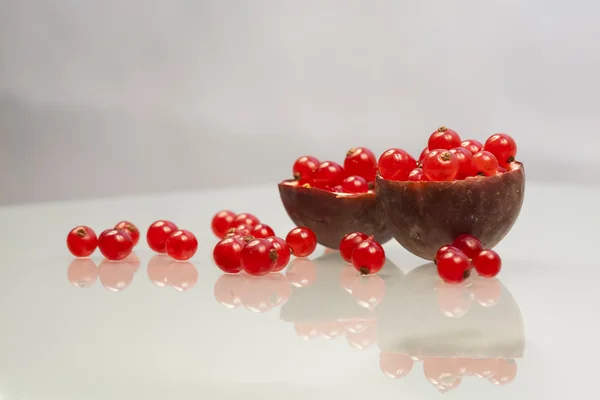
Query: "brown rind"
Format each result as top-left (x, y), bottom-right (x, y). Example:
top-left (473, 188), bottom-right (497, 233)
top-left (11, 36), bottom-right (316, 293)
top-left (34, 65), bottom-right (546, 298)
top-left (376, 163), bottom-right (525, 260)
top-left (278, 181), bottom-right (393, 249)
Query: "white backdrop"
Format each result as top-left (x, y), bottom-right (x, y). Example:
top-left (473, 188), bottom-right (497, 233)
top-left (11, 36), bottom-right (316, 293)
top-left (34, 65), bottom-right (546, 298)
top-left (1, 0), bottom-right (599, 205)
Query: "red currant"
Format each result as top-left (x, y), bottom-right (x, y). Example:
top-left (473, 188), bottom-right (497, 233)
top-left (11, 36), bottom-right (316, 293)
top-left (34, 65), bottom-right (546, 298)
top-left (226, 224), bottom-right (252, 237)
top-left (211, 210), bottom-right (236, 238)
top-left (428, 126), bottom-right (461, 150)
top-left (437, 249), bottom-right (470, 283)
top-left (435, 245), bottom-right (460, 264)
top-left (233, 213), bottom-right (260, 228)
top-left (342, 175), bottom-right (369, 194)
top-left (472, 150), bottom-right (498, 176)
top-left (265, 236), bottom-right (291, 271)
top-left (250, 223), bottom-right (275, 239)
top-left (240, 238), bottom-right (278, 276)
top-left (473, 249), bottom-right (501, 278)
top-left (313, 161), bottom-right (345, 189)
top-left (213, 237), bottom-right (245, 273)
top-left (407, 168), bottom-right (427, 182)
top-left (378, 148), bottom-right (417, 181)
top-left (419, 147), bottom-right (430, 162)
top-left (66, 226), bottom-right (98, 257)
top-left (351, 240), bottom-right (385, 274)
top-left (460, 139), bottom-right (482, 154)
top-left (484, 133), bottom-right (517, 168)
top-left (452, 234), bottom-right (483, 259)
top-left (147, 220), bottom-right (178, 253)
top-left (165, 229), bottom-right (198, 261)
top-left (339, 232), bottom-right (369, 263)
top-left (497, 166), bottom-right (507, 174)
top-left (332, 184), bottom-right (344, 193)
top-left (344, 147), bottom-right (377, 181)
top-left (114, 221), bottom-right (140, 246)
top-left (422, 150), bottom-right (459, 181)
top-left (293, 155), bottom-right (320, 181)
top-left (449, 147), bottom-right (477, 180)
top-left (98, 229), bottom-right (134, 261)
top-left (286, 227), bottom-right (317, 257)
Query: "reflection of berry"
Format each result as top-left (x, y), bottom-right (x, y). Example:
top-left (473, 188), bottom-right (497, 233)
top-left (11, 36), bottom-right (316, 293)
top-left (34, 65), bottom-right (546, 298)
top-left (489, 359), bottom-right (517, 385)
top-left (436, 281), bottom-right (472, 318)
top-left (423, 358), bottom-right (462, 388)
top-left (167, 262), bottom-right (198, 292)
top-left (98, 260), bottom-right (134, 292)
top-left (470, 276), bottom-right (502, 307)
top-left (285, 258), bottom-right (317, 288)
top-left (316, 321), bottom-right (343, 339)
top-left (240, 274), bottom-right (292, 313)
top-left (469, 358), bottom-right (499, 378)
top-left (124, 252), bottom-right (140, 272)
top-left (435, 378), bottom-right (462, 393)
top-left (342, 317), bottom-right (375, 334)
top-left (213, 274), bottom-right (245, 309)
top-left (346, 320), bottom-right (377, 350)
top-left (379, 351), bottom-right (414, 379)
top-left (147, 255), bottom-right (171, 287)
top-left (67, 259), bottom-right (98, 288)
top-left (339, 266), bottom-right (358, 294)
top-left (352, 274), bottom-right (386, 311)
top-left (294, 322), bottom-right (319, 339)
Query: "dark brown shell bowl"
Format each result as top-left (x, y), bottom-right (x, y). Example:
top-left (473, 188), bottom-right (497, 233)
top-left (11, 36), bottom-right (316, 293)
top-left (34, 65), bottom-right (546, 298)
top-left (375, 163), bottom-right (525, 260)
top-left (278, 180), bottom-right (393, 249)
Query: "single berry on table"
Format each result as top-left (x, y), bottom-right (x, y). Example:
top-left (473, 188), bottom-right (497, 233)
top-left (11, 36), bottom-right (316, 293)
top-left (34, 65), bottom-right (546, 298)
top-left (473, 249), bottom-right (502, 278)
top-left (213, 237), bottom-right (246, 273)
top-left (452, 234), bottom-right (483, 259)
top-left (293, 155), bottom-right (320, 181)
top-left (351, 240), bottom-right (385, 275)
top-left (378, 148), bottom-right (417, 181)
top-left (437, 249), bottom-right (470, 283)
top-left (313, 161), bottom-right (346, 189)
top-left (344, 147), bottom-right (377, 181)
top-left (165, 229), bottom-right (198, 261)
top-left (460, 139), bottom-right (483, 154)
top-left (114, 221), bottom-right (140, 246)
top-left (472, 150), bottom-right (499, 176)
top-left (342, 175), bottom-right (369, 194)
top-left (422, 150), bottom-right (459, 181)
top-left (240, 238), bottom-right (278, 276)
top-left (435, 245), bottom-right (461, 265)
top-left (233, 213), bottom-right (260, 228)
top-left (484, 133), bottom-right (517, 168)
top-left (147, 220), bottom-right (178, 253)
top-left (428, 126), bottom-right (461, 150)
top-left (265, 236), bottom-right (291, 271)
top-left (339, 232), bottom-right (370, 263)
top-left (98, 229), bottom-right (134, 261)
top-left (66, 226), bottom-right (98, 257)
top-left (251, 224), bottom-right (275, 239)
top-left (286, 226), bottom-right (318, 257)
top-left (211, 210), bottom-right (236, 238)
top-left (449, 147), bottom-right (477, 180)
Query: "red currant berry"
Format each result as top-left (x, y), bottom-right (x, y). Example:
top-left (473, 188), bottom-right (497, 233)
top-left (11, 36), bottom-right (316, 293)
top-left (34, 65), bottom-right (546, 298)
top-left (114, 221), bottom-right (140, 246)
top-left (378, 148), bottom-right (417, 181)
top-left (428, 126), bottom-right (461, 150)
top-left (332, 184), bottom-right (344, 193)
top-left (351, 240), bottom-right (385, 275)
top-left (472, 150), bottom-right (498, 176)
top-left (293, 155), bottom-right (320, 181)
top-left (147, 220), bottom-right (178, 253)
top-left (227, 224), bottom-right (252, 237)
top-left (265, 236), bottom-right (291, 271)
top-left (342, 175), bottom-right (369, 194)
top-left (437, 249), bottom-right (470, 283)
top-left (313, 161), bottom-right (345, 189)
top-left (408, 168), bottom-right (427, 182)
top-left (422, 150), bottom-right (459, 181)
top-left (233, 213), bottom-right (260, 228)
top-left (213, 237), bottom-right (245, 273)
top-left (473, 249), bottom-right (501, 278)
top-left (286, 227), bottom-right (318, 257)
top-left (449, 147), bottom-right (477, 180)
top-left (66, 226), bottom-right (98, 257)
top-left (484, 133), bottom-right (517, 168)
top-left (460, 139), bottom-right (483, 155)
top-left (98, 229), bottom-right (134, 261)
top-left (339, 232), bottom-right (369, 263)
top-left (344, 147), bottom-right (377, 181)
top-left (165, 229), bottom-right (198, 261)
top-left (497, 166), bottom-right (507, 174)
top-left (250, 223), bottom-right (275, 239)
top-left (211, 210), bottom-right (236, 238)
top-left (240, 238), bottom-right (278, 276)
top-left (452, 234), bottom-right (483, 259)
top-left (435, 245), bottom-right (460, 265)
top-left (419, 147), bottom-right (430, 162)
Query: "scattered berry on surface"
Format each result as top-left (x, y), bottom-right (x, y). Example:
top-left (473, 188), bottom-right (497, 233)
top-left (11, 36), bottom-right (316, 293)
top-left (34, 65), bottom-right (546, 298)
top-left (351, 240), bottom-right (385, 275)
top-left (233, 213), bottom-right (260, 228)
top-left (452, 234), bottom-right (483, 259)
top-left (265, 236), bottom-right (291, 271)
top-left (66, 226), bottom-right (98, 257)
top-left (147, 220), bottom-right (178, 253)
top-left (211, 210), bottom-right (236, 238)
top-left (339, 232), bottom-right (370, 263)
top-left (98, 229), bottom-right (134, 261)
top-left (114, 221), bottom-right (140, 246)
top-left (250, 224), bottom-right (275, 239)
top-left (286, 227), bottom-right (317, 257)
top-left (213, 237), bottom-right (246, 273)
top-left (473, 249), bottom-right (502, 278)
top-left (437, 249), bottom-right (470, 283)
top-left (240, 238), bottom-right (278, 276)
top-left (165, 229), bottom-right (198, 261)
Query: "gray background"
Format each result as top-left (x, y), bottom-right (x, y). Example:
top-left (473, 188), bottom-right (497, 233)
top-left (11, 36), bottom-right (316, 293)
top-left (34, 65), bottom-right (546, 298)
top-left (1, 0), bottom-right (599, 205)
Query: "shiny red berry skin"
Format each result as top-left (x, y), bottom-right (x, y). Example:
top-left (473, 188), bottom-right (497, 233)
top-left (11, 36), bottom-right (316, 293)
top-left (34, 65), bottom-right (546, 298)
top-left (114, 221), bottom-right (140, 246)
top-left (497, 166), bottom-right (507, 174)
top-left (344, 147), bottom-right (377, 181)
top-left (435, 245), bottom-right (460, 265)
top-left (484, 133), bottom-right (517, 168)
top-left (233, 213), bottom-right (260, 228)
top-left (211, 210), bottom-right (236, 238)
top-left (351, 240), bottom-right (385, 275)
top-left (378, 148), bottom-right (417, 181)
top-left (286, 227), bottom-right (317, 257)
top-left (342, 175), bottom-right (369, 194)
top-left (313, 161), bottom-right (346, 189)
top-left (419, 147), bottom-right (430, 162)
top-left (66, 226), bottom-right (98, 257)
top-left (437, 249), bottom-right (470, 283)
top-left (472, 150), bottom-right (499, 176)
top-left (339, 232), bottom-right (369, 263)
top-left (407, 168), bottom-right (428, 182)
top-left (265, 236), bottom-right (291, 271)
top-left (147, 220), bottom-right (179, 253)
top-left (452, 234), bottom-right (483, 259)
top-left (240, 238), bottom-right (278, 276)
top-left (251, 224), bottom-right (275, 239)
top-left (473, 249), bottom-right (502, 278)
top-left (460, 139), bottom-right (483, 155)
top-left (98, 229), bottom-right (134, 261)
top-left (293, 155), bottom-right (320, 181)
top-left (449, 147), bottom-right (477, 180)
top-left (422, 150), bottom-right (460, 181)
top-left (165, 229), bottom-right (198, 261)
top-left (428, 126), bottom-right (461, 150)
top-left (213, 237), bottom-right (245, 273)
top-left (227, 224), bottom-right (252, 237)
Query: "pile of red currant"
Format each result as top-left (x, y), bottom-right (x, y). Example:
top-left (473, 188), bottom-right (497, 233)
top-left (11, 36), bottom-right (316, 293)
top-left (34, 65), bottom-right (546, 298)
top-left (66, 220), bottom-right (198, 261)
top-left (339, 232), bottom-right (386, 274)
top-left (435, 234), bottom-right (502, 283)
top-left (211, 210), bottom-right (318, 276)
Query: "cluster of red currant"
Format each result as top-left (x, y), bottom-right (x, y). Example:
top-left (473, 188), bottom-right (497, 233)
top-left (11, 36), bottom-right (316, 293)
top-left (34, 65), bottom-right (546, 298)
top-left (339, 232), bottom-right (386, 274)
top-left (435, 234), bottom-right (502, 283)
top-left (66, 220), bottom-right (198, 261)
top-left (211, 210), bottom-right (318, 276)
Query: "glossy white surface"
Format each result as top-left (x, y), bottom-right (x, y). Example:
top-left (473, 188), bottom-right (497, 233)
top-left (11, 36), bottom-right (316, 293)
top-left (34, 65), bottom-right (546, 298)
top-left (0, 181), bottom-right (598, 399)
